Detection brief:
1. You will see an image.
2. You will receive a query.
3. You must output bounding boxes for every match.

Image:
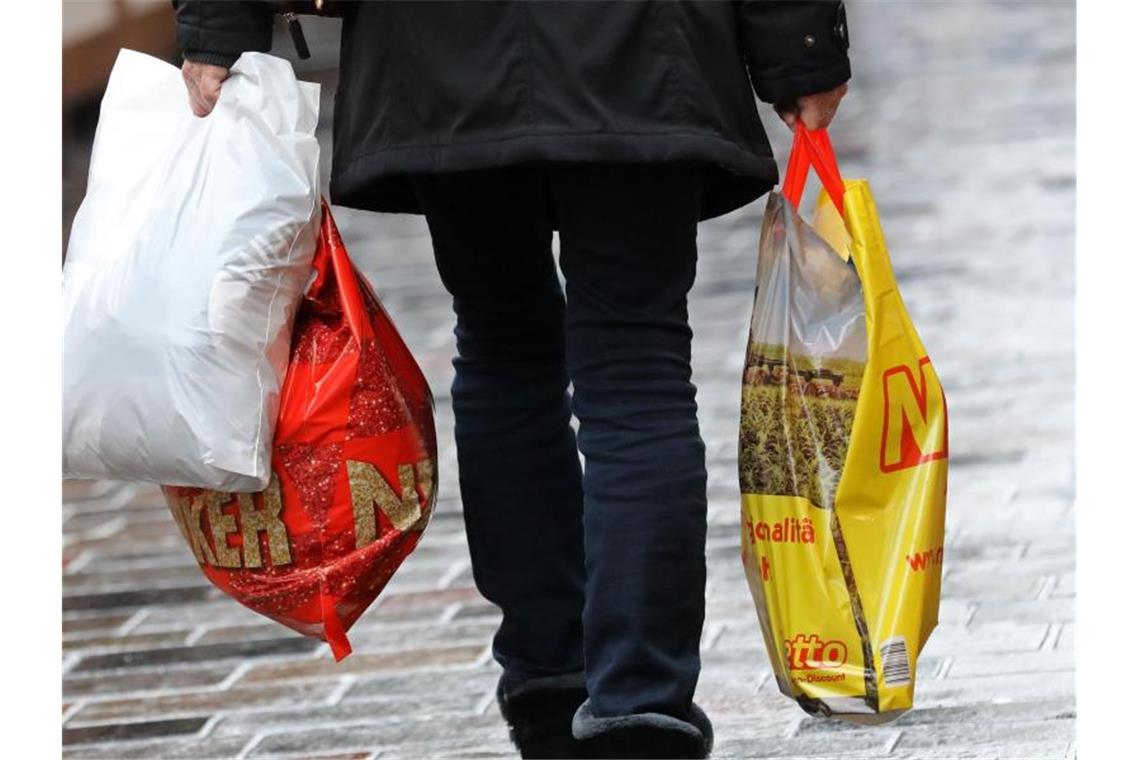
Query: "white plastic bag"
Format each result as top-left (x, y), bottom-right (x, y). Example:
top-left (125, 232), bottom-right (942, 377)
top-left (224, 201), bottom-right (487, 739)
top-left (63, 50), bottom-right (321, 491)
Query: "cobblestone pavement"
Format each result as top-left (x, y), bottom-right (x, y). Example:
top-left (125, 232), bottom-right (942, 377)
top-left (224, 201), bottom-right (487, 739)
top-left (62, 2), bottom-right (1075, 758)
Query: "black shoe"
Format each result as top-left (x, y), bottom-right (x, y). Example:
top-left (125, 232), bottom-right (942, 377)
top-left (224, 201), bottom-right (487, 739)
top-left (497, 672), bottom-right (592, 758)
top-left (570, 699), bottom-right (714, 759)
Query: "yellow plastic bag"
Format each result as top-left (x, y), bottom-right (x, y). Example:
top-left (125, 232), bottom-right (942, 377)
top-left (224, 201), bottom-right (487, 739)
top-left (739, 124), bottom-right (948, 723)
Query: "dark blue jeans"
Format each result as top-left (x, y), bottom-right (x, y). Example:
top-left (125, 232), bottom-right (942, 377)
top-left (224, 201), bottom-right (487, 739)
top-left (411, 164), bottom-right (708, 720)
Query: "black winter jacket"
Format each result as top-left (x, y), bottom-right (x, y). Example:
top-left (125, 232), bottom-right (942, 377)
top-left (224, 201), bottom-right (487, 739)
top-left (173, 1), bottom-right (851, 220)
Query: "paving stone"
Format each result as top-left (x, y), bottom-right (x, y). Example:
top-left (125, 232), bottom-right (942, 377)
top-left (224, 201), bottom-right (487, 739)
top-left (939, 568), bottom-right (1053, 603)
top-left (375, 586), bottom-right (483, 612)
top-left (912, 672), bottom-right (1075, 706)
top-left (64, 508), bottom-right (168, 536)
top-left (239, 644), bottom-right (487, 685)
top-left (75, 549), bottom-right (202, 575)
top-left (62, 736), bottom-right (251, 759)
top-left (945, 537), bottom-right (1027, 562)
top-left (1055, 622), bottom-right (1075, 653)
top-left (922, 621), bottom-right (1051, 658)
top-left (357, 602), bottom-right (453, 626)
top-left (190, 622), bottom-right (293, 646)
top-left (699, 692), bottom-right (801, 722)
top-left (429, 750), bottom-right (518, 760)
top-left (342, 665), bottom-right (499, 702)
top-left (890, 742), bottom-right (1072, 760)
top-left (444, 567), bottom-right (476, 588)
top-left (66, 518), bottom-right (190, 552)
top-left (62, 612), bottom-right (135, 635)
top-left (63, 663), bottom-right (238, 699)
top-left (63, 585), bottom-right (213, 613)
top-left (1028, 541), bottom-right (1079, 561)
top-left (892, 717), bottom-right (1076, 752)
top-left (709, 622), bottom-right (769, 653)
top-left (930, 597), bottom-right (974, 625)
top-left (946, 648), bottom-right (1074, 679)
top-left (970, 598), bottom-right (1075, 624)
top-left (796, 696), bottom-right (1073, 734)
top-left (63, 564), bottom-right (210, 594)
top-left (246, 713), bottom-right (508, 757)
top-left (210, 697), bottom-right (480, 739)
top-left (69, 681), bottom-right (341, 725)
top-left (712, 727), bottom-right (898, 758)
top-left (346, 619), bottom-right (499, 651)
top-left (222, 700), bottom-right (502, 753)
top-left (63, 631), bottom-right (191, 654)
top-left (72, 637), bottom-right (320, 672)
top-left (128, 599), bottom-right (291, 632)
top-left (63, 716), bottom-right (208, 745)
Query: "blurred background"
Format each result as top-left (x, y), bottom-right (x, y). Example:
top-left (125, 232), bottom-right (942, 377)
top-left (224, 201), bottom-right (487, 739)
top-left (62, 2), bottom-right (1076, 758)
top-left (63, 0), bottom-right (175, 250)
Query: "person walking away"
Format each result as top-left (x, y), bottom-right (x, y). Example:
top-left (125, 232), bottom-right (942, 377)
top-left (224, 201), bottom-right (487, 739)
top-left (173, 1), bottom-right (850, 756)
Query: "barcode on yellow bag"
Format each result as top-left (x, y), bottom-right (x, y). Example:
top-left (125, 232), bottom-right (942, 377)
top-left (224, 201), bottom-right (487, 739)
top-left (880, 637), bottom-right (911, 686)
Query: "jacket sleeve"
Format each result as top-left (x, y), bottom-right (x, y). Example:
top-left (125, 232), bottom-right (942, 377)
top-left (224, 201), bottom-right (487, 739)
top-left (172, 1), bottom-right (276, 68)
top-left (736, 1), bottom-right (851, 104)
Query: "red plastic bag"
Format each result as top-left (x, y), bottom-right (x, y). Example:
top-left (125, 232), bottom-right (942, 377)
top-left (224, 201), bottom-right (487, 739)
top-left (162, 203), bottom-right (437, 660)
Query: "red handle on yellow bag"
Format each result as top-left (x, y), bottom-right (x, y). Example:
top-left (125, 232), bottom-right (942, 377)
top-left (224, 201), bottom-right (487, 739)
top-left (783, 121), bottom-right (846, 216)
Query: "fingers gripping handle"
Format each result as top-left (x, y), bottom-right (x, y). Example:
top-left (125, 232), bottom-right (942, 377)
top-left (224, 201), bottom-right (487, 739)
top-left (783, 121), bottom-right (846, 216)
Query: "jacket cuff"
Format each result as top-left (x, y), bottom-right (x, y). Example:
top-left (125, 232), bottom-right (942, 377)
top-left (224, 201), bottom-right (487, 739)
top-left (173, 1), bottom-right (275, 59)
top-left (177, 23), bottom-right (273, 57)
top-left (182, 49), bottom-right (241, 68)
top-left (740, 0), bottom-right (852, 103)
top-left (752, 59), bottom-right (852, 104)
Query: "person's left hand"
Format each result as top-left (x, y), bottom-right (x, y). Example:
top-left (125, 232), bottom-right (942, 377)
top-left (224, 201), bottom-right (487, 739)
top-left (775, 83), bottom-right (848, 131)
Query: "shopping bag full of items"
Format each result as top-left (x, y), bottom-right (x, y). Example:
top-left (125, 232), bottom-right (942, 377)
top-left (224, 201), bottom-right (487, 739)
top-left (63, 50), bottom-right (437, 658)
top-left (162, 205), bottom-right (438, 660)
top-left (63, 50), bottom-right (321, 491)
top-left (738, 123), bottom-right (948, 722)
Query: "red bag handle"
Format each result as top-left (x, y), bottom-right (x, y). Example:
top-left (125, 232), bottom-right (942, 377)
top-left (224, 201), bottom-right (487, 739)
top-left (783, 131), bottom-right (811, 212)
top-left (308, 200), bottom-right (372, 343)
top-left (782, 121), bottom-right (846, 216)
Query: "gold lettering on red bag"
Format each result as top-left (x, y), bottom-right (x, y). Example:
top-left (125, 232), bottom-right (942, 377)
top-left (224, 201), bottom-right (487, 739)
top-left (237, 473), bottom-right (292, 568)
top-left (205, 491), bottom-right (242, 568)
top-left (348, 459), bottom-right (433, 547)
top-left (411, 458), bottom-right (436, 531)
top-left (185, 494), bottom-right (217, 566)
top-left (168, 495), bottom-right (205, 564)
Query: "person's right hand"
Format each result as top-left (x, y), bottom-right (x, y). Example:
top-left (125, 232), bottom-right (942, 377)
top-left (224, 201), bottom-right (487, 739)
top-left (774, 83), bottom-right (848, 131)
top-left (182, 60), bottom-right (230, 117)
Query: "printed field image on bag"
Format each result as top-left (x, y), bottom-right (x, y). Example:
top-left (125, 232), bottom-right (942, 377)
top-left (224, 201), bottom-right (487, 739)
top-left (739, 123), bottom-right (948, 723)
top-left (162, 204), bottom-right (438, 660)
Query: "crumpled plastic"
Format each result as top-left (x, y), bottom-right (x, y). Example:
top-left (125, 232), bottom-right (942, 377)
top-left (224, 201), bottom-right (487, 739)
top-left (63, 50), bottom-right (320, 491)
top-left (739, 124), bottom-right (948, 722)
top-left (162, 204), bottom-right (438, 660)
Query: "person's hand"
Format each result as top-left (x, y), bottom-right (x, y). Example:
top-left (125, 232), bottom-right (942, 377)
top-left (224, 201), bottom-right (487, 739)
top-left (775, 83), bottom-right (848, 131)
top-left (182, 60), bottom-right (230, 117)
